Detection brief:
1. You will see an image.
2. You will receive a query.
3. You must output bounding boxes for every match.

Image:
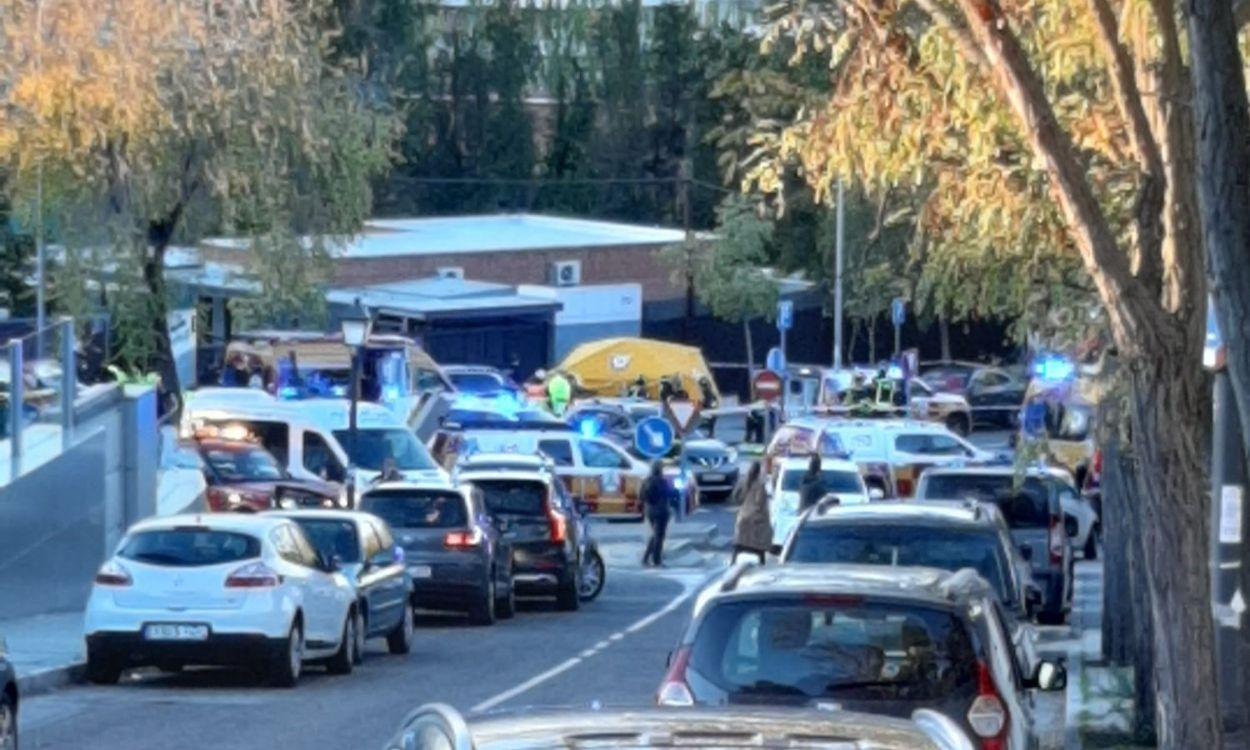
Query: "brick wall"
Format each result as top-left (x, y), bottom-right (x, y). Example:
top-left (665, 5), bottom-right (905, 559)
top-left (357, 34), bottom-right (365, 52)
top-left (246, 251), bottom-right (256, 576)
top-left (200, 242), bottom-right (689, 302)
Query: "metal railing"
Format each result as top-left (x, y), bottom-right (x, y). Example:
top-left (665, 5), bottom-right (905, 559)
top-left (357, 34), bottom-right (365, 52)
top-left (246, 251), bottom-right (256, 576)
top-left (3, 318), bottom-right (77, 466)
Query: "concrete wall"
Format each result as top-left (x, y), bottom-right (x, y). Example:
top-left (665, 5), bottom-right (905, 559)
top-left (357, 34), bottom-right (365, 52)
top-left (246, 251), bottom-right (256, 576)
top-left (0, 386), bottom-right (158, 620)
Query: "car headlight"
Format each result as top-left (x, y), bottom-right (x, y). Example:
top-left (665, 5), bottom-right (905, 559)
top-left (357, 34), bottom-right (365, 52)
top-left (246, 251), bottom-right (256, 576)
top-left (278, 496), bottom-right (298, 509)
top-left (227, 491), bottom-right (243, 506)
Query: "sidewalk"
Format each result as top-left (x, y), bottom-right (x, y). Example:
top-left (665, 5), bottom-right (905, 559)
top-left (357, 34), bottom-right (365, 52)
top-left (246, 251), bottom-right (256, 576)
top-left (1, 610), bottom-right (85, 696)
top-left (592, 517), bottom-right (730, 571)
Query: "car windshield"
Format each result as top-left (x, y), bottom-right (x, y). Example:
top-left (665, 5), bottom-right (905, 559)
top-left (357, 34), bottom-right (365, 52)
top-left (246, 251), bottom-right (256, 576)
top-left (293, 519), bottom-right (361, 563)
top-left (203, 446), bottom-right (285, 482)
top-left (780, 469), bottom-right (862, 494)
top-left (689, 598), bottom-right (977, 704)
top-left (922, 368), bottom-right (973, 390)
top-left (119, 529), bottom-right (260, 567)
top-left (333, 428), bottom-right (437, 471)
top-left (787, 525), bottom-right (1011, 603)
top-left (450, 372), bottom-right (506, 393)
top-left (469, 479), bottom-right (548, 516)
top-left (361, 490), bottom-right (468, 529)
top-left (922, 475), bottom-right (1052, 527)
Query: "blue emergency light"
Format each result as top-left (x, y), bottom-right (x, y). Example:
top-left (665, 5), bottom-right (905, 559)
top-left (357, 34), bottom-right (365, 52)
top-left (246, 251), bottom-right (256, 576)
top-left (1033, 355), bottom-right (1075, 382)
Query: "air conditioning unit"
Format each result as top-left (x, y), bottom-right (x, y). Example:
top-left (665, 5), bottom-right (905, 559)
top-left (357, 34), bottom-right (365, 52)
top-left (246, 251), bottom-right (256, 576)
top-left (437, 266), bottom-right (465, 280)
top-left (550, 260), bottom-right (582, 287)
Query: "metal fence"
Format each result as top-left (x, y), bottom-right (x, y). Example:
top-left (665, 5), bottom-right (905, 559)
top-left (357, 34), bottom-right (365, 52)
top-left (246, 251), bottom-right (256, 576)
top-left (2, 318), bottom-right (77, 465)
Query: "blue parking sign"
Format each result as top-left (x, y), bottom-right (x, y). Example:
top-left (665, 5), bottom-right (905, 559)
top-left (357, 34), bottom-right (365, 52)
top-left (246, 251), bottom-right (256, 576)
top-left (777, 300), bottom-right (794, 331)
top-left (635, 416), bottom-right (675, 459)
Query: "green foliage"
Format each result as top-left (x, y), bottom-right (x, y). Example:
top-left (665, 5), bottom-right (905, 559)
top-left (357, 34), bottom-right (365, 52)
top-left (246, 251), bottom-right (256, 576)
top-left (672, 195), bottom-right (779, 327)
top-left (230, 229), bottom-right (334, 331)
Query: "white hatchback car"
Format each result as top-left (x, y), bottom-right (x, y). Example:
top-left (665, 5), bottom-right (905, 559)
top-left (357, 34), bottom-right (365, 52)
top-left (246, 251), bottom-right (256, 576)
top-left (84, 514), bottom-right (357, 687)
top-left (769, 456), bottom-right (871, 547)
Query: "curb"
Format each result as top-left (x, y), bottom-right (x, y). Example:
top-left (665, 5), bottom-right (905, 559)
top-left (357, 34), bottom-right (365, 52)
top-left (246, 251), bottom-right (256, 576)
top-left (16, 661), bottom-right (86, 697)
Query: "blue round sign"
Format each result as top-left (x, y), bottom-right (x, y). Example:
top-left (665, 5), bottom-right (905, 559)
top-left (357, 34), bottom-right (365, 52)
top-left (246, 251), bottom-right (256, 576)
top-left (635, 416), bottom-right (675, 459)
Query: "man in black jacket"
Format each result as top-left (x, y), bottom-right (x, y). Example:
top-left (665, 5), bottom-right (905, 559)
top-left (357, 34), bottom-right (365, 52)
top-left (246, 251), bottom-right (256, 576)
top-left (641, 461), bottom-right (674, 567)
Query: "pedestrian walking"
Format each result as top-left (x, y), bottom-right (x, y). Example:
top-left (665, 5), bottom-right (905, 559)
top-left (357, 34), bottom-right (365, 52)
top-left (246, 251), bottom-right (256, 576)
top-left (798, 454), bottom-right (825, 511)
top-left (641, 461), bottom-right (674, 567)
top-left (731, 461), bottom-right (771, 565)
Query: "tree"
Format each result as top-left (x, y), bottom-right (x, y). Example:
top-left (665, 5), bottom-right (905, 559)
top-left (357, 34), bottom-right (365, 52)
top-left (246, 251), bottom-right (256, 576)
top-left (749, 0), bottom-right (1213, 744)
top-left (0, 0), bottom-right (396, 405)
top-left (590, 0), bottom-right (650, 220)
top-left (481, 0), bottom-right (537, 205)
top-left (647, 3), bottom-right (698, 225)
top-left (665, 196), bottom-right (779, 371)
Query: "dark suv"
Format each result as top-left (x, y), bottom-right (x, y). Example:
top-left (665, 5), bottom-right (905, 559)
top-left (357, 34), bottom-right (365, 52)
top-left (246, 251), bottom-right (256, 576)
top-left (780, 502), bottom-right (1038, 623)
top-left (458, 466), bottom-right (583, 611)
top-left (658, 564), bottom-right (1065, 750)
top-left (915, 467), bottom-right (1073, 624)
top-left (359, 482), bottom-right (515, 625)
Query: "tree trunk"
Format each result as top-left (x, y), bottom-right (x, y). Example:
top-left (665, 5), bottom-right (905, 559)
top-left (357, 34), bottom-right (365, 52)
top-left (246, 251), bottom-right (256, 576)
top-left (939, 317), bottom-right (952, 360)
top-left (868, 317), bottom-right (877, 363)
top-left (848, 317), bottom-right (861, 364)
top-left (141, 247), bottom-right (181, 420)
top-left (1187, 0), bottom-right (1250, 543)
top-left (743, 318), bottom-right (755, 373)
top-left (1127, 358), bottom-right (1218, 748)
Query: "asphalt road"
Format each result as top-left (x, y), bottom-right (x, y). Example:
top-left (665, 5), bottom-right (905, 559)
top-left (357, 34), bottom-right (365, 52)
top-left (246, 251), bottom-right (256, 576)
top-left (19, 567), bottom-right (713, 750)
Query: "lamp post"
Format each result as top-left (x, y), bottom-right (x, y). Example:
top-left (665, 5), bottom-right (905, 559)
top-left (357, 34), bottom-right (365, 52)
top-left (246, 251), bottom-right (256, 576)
top-left (340, 299), bottom-right (373, 505)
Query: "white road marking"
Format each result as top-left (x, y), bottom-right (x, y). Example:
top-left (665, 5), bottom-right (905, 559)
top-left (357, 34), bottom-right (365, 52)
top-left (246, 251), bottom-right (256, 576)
top-left (470, 573), bottom-right (711, 713)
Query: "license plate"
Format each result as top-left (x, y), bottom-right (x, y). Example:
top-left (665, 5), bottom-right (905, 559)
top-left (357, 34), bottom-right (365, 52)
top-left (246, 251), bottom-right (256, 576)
top-left (701, 473), bottom-right (724, 483)
top-left (408, 565), bottom-right (432, 579)
top-left (143, 624), bottom-right (208, 641)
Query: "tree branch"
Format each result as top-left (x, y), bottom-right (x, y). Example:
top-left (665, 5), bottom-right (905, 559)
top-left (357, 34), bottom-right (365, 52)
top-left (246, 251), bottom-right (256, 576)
top-left (1085, 0), bottom-right (1164, 298)
top-left (945, 0), bottom-right (1163, 351)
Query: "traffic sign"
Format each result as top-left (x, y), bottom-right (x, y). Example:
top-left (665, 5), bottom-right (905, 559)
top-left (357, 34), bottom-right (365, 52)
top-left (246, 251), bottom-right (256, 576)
top-left (777, 300), bottom-right (794, 331)
top-left (634, 416), bottom-right (675, 459)
top-left (766, 346), bottom-right (786, 374)
top-left (664, 398), bottom-right (701, 434)
top-left (753, 370), bottom-right (783, 403)
top-left (891, 298), bottom-right (906, 327)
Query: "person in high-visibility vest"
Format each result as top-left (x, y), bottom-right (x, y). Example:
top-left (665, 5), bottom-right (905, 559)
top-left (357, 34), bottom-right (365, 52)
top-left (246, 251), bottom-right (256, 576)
top-left (547, 371), bottom-right (572, 416)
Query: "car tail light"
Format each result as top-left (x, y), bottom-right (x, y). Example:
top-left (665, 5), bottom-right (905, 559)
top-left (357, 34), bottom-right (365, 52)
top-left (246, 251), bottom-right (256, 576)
top-left (967, 661), bottom-right (1008, 748)
top-left (225, 562), bottom-right (282, 588)
top-left (656, 647), bottom-right (694, 706)
top-left (549, 509), bottom-right (568, 544)
top-left (94, 560), bottom-right (132, 587)
top-left (1049, 516), bottom-right (1065, 565)
top-left (896, 477), bottom-right (914, 497)
top-left (445, 528), bottom-right (484, 549)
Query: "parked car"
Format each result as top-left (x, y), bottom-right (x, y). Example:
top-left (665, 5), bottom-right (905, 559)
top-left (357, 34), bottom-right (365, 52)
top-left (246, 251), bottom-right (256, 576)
top-left (84, 514), bottom-right (358, 686)
top-left (680, 439), bottom-right (739, 502)
top-left (922, 363), bottom-right (1027, 428)
top-left (769, 455), bottom-right (871, 547)
top-left (443, 365), bottom-right (522, 399)
top-left (457, 463), bottom-right (584, 611)
top-left (187, 437), bottom-right (342, 512)
top-left (359, 481), bottom-right (515, 625)
top-left (819, 419), bottom-right (995, 498)
top-left (915, 466), bottom-right (1075, 623)
top-left (565, 398), bottom-right (664, 450)
top-left (658, 564), bottom-right (1065, 749)
top-left (780, 502), bottom-right (1039, 624)
top-left (386, 704), bottom-right (979, 750)
top-left (1, 636), bottom-right (15, 750)
top-left (267, 510), bottom-right (415, 656)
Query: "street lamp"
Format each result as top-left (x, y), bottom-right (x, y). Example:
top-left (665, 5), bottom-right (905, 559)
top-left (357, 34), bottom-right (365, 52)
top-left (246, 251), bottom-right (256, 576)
top-left (340, 299), bottom-right (372, 506)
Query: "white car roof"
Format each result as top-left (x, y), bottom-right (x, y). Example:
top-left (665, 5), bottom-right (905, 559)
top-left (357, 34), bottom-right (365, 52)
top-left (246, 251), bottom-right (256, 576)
top-left (774, 456), bottom-right (860, 473)
top-left (266, 509), bottom-right (377, 525)
top-left (186, 391), bottom-right (404, 432)
top-left (923, 464), bottom-right (1069, 480)
top-left (822, 419), bottom-right (954, 434)
top-left (362, 479), bottom-right (461, 495)
top-left (126, 513), bottom-right (293, 536)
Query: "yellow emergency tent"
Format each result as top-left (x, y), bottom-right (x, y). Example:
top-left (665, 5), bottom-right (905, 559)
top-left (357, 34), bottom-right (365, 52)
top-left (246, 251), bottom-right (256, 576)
top-left (556, 337), bottom-right (720, 401)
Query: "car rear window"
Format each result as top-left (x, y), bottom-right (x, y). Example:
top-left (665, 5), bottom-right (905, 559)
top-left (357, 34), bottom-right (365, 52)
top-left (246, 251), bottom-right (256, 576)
top-left (922, 475), bottom-right (1052, 526)
top-left (690, 598), bottom-right (976, 704)
top-left (204, 446), bottom-right (284, 482)
top-left (360, 490), bottom-right (468, 529)
top-left (119, 529), bottom-right (260, 567)
top-left (780, 469), bottom-right (862, 494)
top-left (787, 525), bottom-right (1011, 603)
top-left (292, 518), bottom-right (361, 564)
top-left (469, 479), bottom-right (547, 516)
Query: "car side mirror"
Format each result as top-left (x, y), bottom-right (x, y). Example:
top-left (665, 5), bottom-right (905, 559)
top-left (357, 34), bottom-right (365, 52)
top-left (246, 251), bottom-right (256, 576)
top-left (1032, 660), bottom-right (1067, 692)
top-left (369, 549), bottom-right (396, 569)
top-left (1019, 544), bottom-right (1034, 561)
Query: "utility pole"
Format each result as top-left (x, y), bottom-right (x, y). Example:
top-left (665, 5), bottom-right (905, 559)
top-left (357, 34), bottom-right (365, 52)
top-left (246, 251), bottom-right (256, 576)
top-left (833, 178), bottom-right (845, 369)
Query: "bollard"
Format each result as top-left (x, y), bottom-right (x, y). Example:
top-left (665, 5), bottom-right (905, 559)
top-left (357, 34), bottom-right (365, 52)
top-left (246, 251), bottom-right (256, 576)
top-left (8, 340), bottom-right (23, 466)
top-left (60, 318), bottom-right (76, 448)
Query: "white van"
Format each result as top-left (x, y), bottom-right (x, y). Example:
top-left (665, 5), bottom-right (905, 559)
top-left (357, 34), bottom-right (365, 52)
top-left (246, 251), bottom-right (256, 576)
top-left (183, 388), bottom-right (449, 490)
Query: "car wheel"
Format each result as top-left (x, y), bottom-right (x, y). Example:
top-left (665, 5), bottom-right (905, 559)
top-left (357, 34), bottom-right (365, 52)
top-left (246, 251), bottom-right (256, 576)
top-left (386, 602), bottom-right (415, 655)
top-left (1, 689), bottom-right (17, 750)
top-left (946, 413), bottom-right (970, 436)
top-left (495, 570), bottom-right (516, 620)
top-left (352, 609), bottom-right (367, 665)
top-left (86, 648), bottom-right (122, 686)
top-left (556, 572), bottom-right (581, 612)
top-left (578, 550), bottom-right (606, 602)
top-left (470, 579), bottom-right (497, 626)
top-left (326, 611), bottom-right (357, 675)
top-left (267, 622), bottom-right (303, 688)
top-left (1084, 526), bottom-right (1100, 560)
